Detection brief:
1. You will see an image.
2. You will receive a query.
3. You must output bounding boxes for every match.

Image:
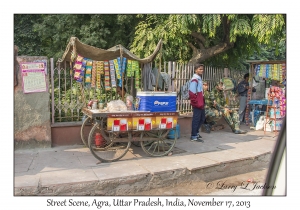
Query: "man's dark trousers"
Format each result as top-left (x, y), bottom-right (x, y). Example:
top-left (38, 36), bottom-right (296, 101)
top-left (191, 107), bottom-right (206, 137)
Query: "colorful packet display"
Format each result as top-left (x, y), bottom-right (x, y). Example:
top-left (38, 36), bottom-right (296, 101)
top-left (109, 60), bottom-right (117, 88)
top-left (126, 60), bottom-right (133, 77)
top-left (117, 57), bottom-right (123, 87)
top-left (76, 54), bottom-right (84, 62)
top-left (104, 61), bottom-right (111, 90)
top-left (121, 57), bottom-right (127, 75)
top-left (85, 65), bottom-right (92, 87)
top-left (82, 58), bottom-right (87, 68)
top-left (96, 61), bottom-right (103, 88)
top-left (91, 60), bottom-right (97, 88)
top-left (73, 55), bottom-right (85, 82)
top-left (97, 61), bottom-right (104, 75)
top-left (83, 59), bottom-right (92, 87)
top-left (113, 59), bottom-right (121, 79)
top-left (256, 64), bottom-right (260, 76)
top-left (73, 61), bottom-right (82, 70)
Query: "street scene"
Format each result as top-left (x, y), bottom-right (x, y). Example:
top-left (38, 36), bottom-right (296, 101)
top-left (14, 13), bottom-right (286, 202)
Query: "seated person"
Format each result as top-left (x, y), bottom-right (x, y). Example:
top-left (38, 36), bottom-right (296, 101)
top-left (116, 86), bottom-right (134, 110)
top-left (210, 81), bottom-right (247, 134)
top-left (202, 81), bottom-right (223, 133)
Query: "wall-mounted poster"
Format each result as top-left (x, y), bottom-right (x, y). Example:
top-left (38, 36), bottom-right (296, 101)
top-left (20, 62), bottom-right (47, 93)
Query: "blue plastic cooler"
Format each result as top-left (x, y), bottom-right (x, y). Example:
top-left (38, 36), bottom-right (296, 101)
top-left (137, 91), bottom-right (177, 112)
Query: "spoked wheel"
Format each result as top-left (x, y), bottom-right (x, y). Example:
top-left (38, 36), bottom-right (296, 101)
top-left (141, 129), bottom-right (177, 157)
top-left (88, 121), bottom-right (131, 163)
top-left (131, 131), bottom-right (154, 147)
top-left (80, 116), bottom-right (95, 146)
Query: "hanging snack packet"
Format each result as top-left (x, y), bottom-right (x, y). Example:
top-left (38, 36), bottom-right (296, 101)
top-left (91, 60), bottom-right (97, 88)
top-left (105, 76), bottom-right (111, 90)
top-left (76, 54), bottom-right (84, 62)
top-left (114, 59), bottom-right (121, 79)
top-left (82, 58), bottom-right (88, 68)
top-left (73, 61), bottom-right (82, 70)
top-left (85, 66), bottom-right (92, 87)
top-left (96, 61), bottom-right (102, 88)
top-left (127, 60), bottom-right (134, 77)
top-left (74, 70), bottom-right (81, 81)
top-left (98, 61), bottom-right (104, 75)
top-left (122, 57), bottom-right (127, 74)
top-left (86, 59), bottom-right (93, 67)
top-left (109, 60), bottom-right (117, 88)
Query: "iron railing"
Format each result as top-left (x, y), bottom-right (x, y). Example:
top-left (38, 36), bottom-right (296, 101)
top-left (50, 59), bottom-right (246, 123)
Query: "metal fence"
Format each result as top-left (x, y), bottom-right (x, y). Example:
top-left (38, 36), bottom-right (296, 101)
top-left (50, 59), bottom-right (246, 123)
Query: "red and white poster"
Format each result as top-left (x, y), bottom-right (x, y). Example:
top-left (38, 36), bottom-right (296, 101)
top-left (20, 62), bottom-right (47, 93)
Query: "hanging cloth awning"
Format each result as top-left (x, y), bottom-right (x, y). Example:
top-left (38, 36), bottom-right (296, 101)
top-left (58, 37), bottom-right (162, 64)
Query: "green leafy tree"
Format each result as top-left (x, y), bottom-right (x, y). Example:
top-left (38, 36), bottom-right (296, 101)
top-left (14, 14), bottom-right (44, 56)
top-left (14, 14), bottom-right (139, 61)
top-left (130, 14), bottom-right (286, 69)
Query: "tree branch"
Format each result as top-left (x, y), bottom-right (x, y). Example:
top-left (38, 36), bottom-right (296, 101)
top-left (222, 15), bottom-right (231, 44)
top-left (191, 31), bottom-right (206, 44)
top-left (189, 42), bottom-right (234, 64)
top-left (194, 38), bottom-right (205, 49)
top-left (188, 42), bottom-right (198, 56)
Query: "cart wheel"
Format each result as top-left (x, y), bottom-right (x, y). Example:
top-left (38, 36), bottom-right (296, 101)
top-left (131, 141), bottom-right (141, 147)
top-left (141, 129), bottom-right (177, 157)
top-left (80, 116), bottom-right (94, 146)
top-left (131, 131), bottom-right (154, 147)
top-left (87, 122), bottom-right (114, 150)
top-left (88, 122), bottom-right (131, 162)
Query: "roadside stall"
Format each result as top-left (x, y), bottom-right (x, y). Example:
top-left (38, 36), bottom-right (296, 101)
top-left (245, 60), bottom-right (286, 134)
top-left (58, 37), bottom-right (179, 162)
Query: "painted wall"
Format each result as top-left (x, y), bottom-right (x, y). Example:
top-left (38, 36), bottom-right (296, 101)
top-left (14, 53), bottom-right (51, 149)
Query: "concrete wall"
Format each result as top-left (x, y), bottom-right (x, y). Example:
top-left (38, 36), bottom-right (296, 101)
top-left (14, 54), bottom-right (51, 149)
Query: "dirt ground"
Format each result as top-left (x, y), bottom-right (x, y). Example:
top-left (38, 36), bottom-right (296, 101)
top-left (129, 167), bottom-right (268, 196)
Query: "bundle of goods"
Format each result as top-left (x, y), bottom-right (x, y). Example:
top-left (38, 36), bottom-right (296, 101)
top-left (107, 100), bottom-right (127, 112)
top-left (269, 86), bottom-right (286, 118)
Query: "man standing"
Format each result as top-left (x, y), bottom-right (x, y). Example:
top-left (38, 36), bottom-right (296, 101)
top-left (211, 81), bottom-right (247, 134)
top-left (237, 73), bottom-right (255, 124)
top-left (189, 63), bottom-right (205, 142)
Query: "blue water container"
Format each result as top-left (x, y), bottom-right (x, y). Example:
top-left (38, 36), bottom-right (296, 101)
top-left (167, 124), bottom-right (180, 139)
top-left (137, 91), bottom-right (177, 112)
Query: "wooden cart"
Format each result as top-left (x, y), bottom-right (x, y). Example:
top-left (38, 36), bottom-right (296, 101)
top-left (81, 108), bottom-right (179, 162)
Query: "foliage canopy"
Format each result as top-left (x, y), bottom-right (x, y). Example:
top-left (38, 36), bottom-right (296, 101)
top-left (14, 14), bottom-right (286, 70)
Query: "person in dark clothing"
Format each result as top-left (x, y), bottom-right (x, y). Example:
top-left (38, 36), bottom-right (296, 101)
top-left (189, 63), bottom-right (205, 142)
top-left (237, 73), bottom-right (256, 124)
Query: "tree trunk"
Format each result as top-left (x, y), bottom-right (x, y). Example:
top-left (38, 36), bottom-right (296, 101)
top-left (189, 42), bottom-right (234, 64)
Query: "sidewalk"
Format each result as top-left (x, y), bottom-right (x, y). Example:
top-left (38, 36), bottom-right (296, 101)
top-left (14, 125), bottom-right (277, 196)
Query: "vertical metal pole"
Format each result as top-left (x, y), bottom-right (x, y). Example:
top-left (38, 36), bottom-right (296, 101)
top-left (50, 58), bottom-right (55, 124)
